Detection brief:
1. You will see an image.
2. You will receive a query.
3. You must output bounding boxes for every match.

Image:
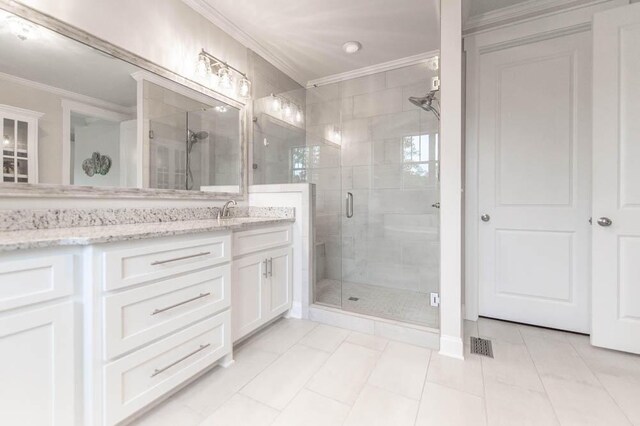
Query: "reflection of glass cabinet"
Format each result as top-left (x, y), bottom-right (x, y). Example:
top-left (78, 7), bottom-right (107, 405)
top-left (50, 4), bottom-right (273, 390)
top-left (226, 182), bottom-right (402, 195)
top-left (1, 105), bottom-right (42, 184)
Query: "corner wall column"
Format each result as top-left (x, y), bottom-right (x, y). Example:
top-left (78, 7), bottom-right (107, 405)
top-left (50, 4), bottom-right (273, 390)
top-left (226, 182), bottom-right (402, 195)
top-left (439, 0), bottom-right (464, 359)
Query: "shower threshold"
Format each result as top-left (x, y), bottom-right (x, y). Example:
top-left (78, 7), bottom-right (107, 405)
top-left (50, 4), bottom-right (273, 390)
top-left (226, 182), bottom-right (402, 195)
top-left (309, 304), bottom-right (440, 350)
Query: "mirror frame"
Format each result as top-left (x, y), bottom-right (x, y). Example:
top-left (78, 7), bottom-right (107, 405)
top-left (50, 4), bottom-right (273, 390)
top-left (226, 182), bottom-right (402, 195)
top-left (0, 0), bottom-right (249, 200)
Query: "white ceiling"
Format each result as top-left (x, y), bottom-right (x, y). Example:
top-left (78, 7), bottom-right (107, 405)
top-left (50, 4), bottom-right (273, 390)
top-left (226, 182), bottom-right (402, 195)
top-left (190, 0), bottom-right (440, 85)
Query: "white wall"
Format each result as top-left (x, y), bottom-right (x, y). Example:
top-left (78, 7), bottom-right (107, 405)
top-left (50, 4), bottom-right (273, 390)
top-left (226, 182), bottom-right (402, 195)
top-left (72, 121), bottom-right (121, 187)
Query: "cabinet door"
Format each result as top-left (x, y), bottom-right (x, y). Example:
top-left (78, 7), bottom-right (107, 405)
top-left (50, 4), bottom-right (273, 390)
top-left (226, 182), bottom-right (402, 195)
top-left (266, 247), bottom-right (293, 318)
top-left (0, 302), bottom-right (75, 425)
top-left (232, 253), bottom-right (268, 341)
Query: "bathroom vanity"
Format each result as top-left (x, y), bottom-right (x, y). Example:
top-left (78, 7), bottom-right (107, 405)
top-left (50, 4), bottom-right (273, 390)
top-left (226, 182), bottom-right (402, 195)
top-left (0, 208), bottom-right (294, 425)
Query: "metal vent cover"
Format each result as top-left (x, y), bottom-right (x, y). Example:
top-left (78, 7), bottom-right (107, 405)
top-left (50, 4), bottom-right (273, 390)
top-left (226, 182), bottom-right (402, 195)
top-left (470, 336), bottom-right (494, 358)
top-left (348, 297), bottom-right (359, 301)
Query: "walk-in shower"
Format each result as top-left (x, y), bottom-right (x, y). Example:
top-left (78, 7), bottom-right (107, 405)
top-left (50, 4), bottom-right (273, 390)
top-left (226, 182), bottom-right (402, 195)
top-left (307, 59), bottom-right (441, 329)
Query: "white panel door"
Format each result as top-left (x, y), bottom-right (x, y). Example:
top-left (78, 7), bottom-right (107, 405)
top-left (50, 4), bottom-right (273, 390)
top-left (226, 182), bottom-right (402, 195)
top-left (592, 3), bottom-right (640, 354)
top-left (478, 31), bottom-right (592, 332)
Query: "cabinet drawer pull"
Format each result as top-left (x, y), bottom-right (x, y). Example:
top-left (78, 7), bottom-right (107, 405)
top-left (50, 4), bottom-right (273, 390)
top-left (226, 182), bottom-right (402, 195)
top-left (150, 343), bottom-right (210, 377)
top-left (263, 259), bottom-right (268, 278)
top-left (150, 251), bottom-right (211, 266)
top-left (151, 292), bottom-right (211, 315)
top-left (268, 257), bottom-right (273, 277)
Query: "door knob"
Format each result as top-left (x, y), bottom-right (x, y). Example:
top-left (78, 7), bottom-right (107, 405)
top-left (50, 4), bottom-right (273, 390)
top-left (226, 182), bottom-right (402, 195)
top-left (481, 214), bottom-right (490, 222)
top-left (597, 217), bottom-right (612, 227)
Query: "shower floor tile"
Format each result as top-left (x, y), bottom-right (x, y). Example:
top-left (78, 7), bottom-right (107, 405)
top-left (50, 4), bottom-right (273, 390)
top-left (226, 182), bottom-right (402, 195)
top-left (315, 279), bottom-right (439, 329)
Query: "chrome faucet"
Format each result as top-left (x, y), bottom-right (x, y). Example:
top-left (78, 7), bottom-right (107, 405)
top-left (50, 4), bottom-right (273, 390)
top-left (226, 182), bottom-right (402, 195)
top-left (218, 200), bottom-right (237, 219)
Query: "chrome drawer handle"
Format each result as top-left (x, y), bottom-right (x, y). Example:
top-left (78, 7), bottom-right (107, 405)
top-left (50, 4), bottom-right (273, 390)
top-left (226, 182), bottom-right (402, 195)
top-left (150, 344), bottom-right (210, 378)
top-left (263, 259), bottom-right (268, 278)
top-left (151, 292), bottom-right (211, 315)
top-left (150, 251), bottom-right (211, 266)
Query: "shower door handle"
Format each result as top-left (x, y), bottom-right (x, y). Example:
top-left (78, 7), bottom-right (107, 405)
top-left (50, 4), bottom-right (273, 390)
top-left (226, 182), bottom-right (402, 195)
top-left (346, 192), bottom-right (354, 218)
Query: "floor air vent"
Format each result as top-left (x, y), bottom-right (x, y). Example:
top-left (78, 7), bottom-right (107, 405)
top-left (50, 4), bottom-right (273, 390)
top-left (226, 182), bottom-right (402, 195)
top-left (470, 337), bottom-right (494, 358)
top-left (348, 297), bottom-right (359, 301)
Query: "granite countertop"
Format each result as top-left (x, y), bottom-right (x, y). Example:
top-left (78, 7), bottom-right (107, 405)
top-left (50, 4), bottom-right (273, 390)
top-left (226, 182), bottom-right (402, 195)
top-left (0, 216), bottom-right (294, 251)
top-left (0, 207), bottom-right (295, 251)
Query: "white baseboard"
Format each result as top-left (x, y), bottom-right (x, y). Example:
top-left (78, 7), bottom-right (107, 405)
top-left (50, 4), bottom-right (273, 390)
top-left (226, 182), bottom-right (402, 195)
top-left (439, 335), bottom-right (464, 359)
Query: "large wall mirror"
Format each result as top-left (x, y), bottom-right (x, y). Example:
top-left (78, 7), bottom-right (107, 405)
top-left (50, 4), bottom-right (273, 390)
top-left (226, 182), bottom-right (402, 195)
top-left (0, 4), bottom-right (247, 198)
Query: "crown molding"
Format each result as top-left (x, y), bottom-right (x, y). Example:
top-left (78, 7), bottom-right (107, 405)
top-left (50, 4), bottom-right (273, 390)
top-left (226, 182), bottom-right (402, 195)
top-left (180, 0), bottom-right (307, 86)
top-left (306, 50), bottom-right (440, 88)
top-left (463, 0), bottom-right (619, 35)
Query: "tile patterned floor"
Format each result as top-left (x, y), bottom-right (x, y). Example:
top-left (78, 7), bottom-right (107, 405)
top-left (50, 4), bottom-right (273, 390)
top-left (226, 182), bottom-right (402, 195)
top-left (315, 279), bottom-right (439, 328)
top-left (130, 318), bottom-right (640, 426)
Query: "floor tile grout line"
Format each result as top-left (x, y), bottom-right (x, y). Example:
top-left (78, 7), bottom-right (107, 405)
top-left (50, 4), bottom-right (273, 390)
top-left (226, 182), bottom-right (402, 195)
top-left (520, 328), bottom-right (564, 426)
top-left (412, 346), bottom-right (433, 425)
top-left (567, 337), bottom-right (635, 425)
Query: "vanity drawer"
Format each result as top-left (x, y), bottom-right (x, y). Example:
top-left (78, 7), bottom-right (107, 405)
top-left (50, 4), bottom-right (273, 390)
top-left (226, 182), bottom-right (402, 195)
top-left (0, 254), bottom-right (73, 312)
top-left (104, 311), bottom-right (230, 426)
top-left (104, 264), bottom-right (230, 359)
top-left (102, 234), bottom-right (230, 291)
top-left (233, 225), bottom-right (292, 257)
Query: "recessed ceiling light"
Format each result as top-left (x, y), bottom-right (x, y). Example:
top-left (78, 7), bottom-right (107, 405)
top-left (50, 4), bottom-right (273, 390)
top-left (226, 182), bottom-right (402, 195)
top-left (342, 41), bottom-right (362, 54)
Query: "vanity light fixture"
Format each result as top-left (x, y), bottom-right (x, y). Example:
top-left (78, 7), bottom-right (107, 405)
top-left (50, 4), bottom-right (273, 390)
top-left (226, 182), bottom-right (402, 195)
top-left (283, 102), bottom-right (292, 119)
top-left (6, 16), bottom-right (38, 41)
top-left (195, 49), bottom-right (251, 98)
top-left (214, 105), bottom-right (228, 113)
top-left (295, 109), bottom-right (303, 123)
top-left (271, 94), bottom-right (282, 111)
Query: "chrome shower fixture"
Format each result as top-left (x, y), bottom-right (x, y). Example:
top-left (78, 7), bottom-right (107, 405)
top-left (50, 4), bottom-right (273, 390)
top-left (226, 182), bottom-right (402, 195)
top-left (409, 89), bottom-right (440, 120)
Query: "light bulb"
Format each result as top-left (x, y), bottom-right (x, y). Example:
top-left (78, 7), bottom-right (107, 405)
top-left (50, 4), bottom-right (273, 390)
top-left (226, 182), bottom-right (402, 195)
top-left (7, 16), bottom-right (38, 41)
top-left (215, 105), bottom-right (228, 113)
top-left (284, 102), bottom-right (292, 119)
top-left (238, 77), bottom-right (251, 98)
top-left (218, 67), bottom-right (232, 90)
top-left (196, 53), bottom-right (210, 78)
top-left (295, 109), bottom-right (303, 123)
top-left (271, 95), bottom-right (281, 111)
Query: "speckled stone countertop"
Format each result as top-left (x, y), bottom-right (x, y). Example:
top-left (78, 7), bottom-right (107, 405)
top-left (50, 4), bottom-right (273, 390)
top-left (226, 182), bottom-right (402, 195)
top-left (0, 207), bottom-right (294, 251)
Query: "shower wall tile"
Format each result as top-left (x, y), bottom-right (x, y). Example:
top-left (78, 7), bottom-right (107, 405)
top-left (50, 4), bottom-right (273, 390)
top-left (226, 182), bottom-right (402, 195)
top-left (307, 84), bottom-right (342, 105)
top-left (341, 73), bottom-right (387, 98)
top-left (352, 166), bottom-right (371, 189)
top-left (342, 118), bottom-right (371, 145)
top-left (373, 164), bottom-right (403, 189)
top-left (353, 88), bottom-right (404, 118)
top-left (370, 110), bottom-right (421, 139)
top-left (342, 167), bottom-right (354, 190)
top-left (342, 142), bottom-right (372, 167)
top-left (307, 100), bottom-right (342, 126)
top-left (386, 62), bottom-right (435, 89)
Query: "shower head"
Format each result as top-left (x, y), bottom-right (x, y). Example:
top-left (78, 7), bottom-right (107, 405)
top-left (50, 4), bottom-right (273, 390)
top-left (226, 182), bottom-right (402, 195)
top-left (188, 130), bottom-right (209, 141)
top-left (187, 129), bottom-right (209, 154)
top-left (409, 90), bottom-right (440, 120)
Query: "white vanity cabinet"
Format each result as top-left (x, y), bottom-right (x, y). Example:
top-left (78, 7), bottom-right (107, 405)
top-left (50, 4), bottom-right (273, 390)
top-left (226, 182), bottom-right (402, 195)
top-left (86, 232), bottom-right (233, 426)
top-left (232, 225), bottom-right (293, 342)
top-left (0, 251), bottom-right (77, 426)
